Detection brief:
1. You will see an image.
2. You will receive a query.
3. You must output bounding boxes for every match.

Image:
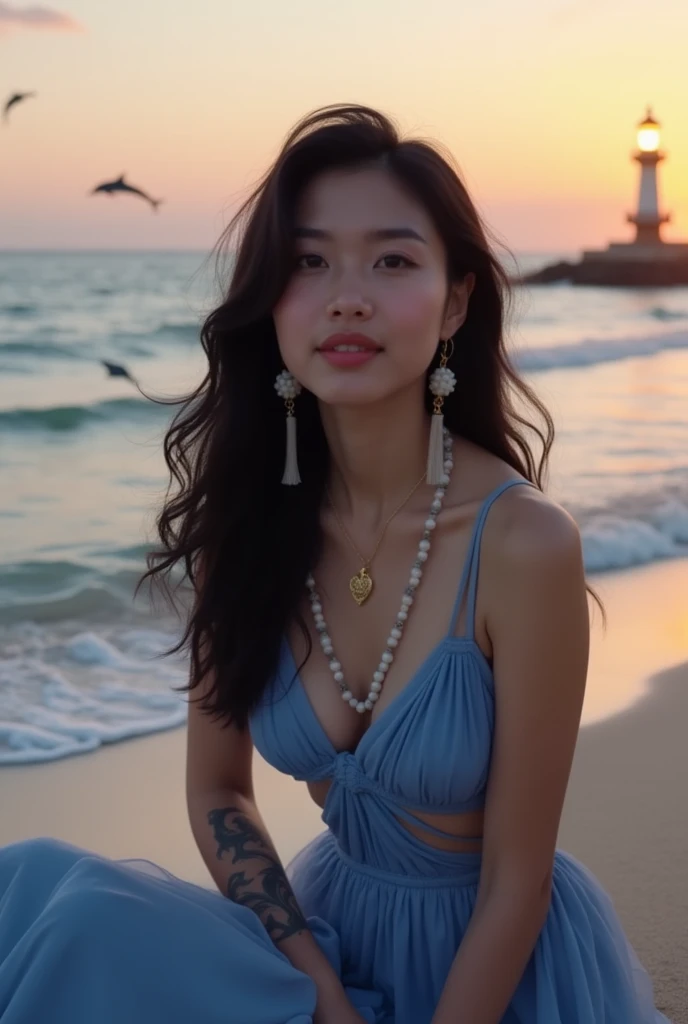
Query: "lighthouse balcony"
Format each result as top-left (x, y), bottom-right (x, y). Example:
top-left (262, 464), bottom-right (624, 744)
top-left (626, 212), bottom-right (671, 226)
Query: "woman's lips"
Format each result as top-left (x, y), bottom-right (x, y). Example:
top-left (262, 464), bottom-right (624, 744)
top-left (317, 334), bottom-right (383, 368)
top-left (318, 345), bottom-right (380, 368)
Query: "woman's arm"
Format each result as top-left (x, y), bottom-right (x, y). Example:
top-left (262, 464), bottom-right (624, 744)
top-left (188, 785), bottom-right (353, 1012)
top-left (186, 657), bottom-right (363, 1021)
top-left (432, 492), bottom-right (590, 1024)
top-left (188, 788), bottom-right (306, 941)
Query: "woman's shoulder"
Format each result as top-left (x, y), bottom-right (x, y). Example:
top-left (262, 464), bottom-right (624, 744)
top-left (489, 486), bottom-right (581, 574)
top-left (447, 440), bottom-right (587, 654)
top-left (452, 436), bottom-right (581, 567)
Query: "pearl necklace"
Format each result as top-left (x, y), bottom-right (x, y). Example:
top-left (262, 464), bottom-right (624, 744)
top-left (306, 429), bottom-right (454, 714)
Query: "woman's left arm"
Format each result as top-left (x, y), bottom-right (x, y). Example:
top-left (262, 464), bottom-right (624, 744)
top-left (431, 494), bottom-right (591, 1024)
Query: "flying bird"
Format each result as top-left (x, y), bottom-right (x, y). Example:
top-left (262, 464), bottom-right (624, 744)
top-left (3, 92), bottom-right (37, 123)
top-left (91, 174), bottom-right (163, 212)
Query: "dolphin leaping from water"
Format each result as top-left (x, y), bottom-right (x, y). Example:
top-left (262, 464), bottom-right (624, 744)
top-left (101, 360), bottom-right (140, 386)
top-left (3, 92), bottom-right (37, 122)
top-left (91, 174), bottom-right (163, 212)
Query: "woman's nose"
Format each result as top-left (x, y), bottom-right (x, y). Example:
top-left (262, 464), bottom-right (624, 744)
top-left (326, 293), bottom-right (373, 319)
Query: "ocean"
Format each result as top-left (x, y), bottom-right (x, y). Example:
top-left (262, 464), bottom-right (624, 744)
top-left (1, 250), bottom-right (687, 765)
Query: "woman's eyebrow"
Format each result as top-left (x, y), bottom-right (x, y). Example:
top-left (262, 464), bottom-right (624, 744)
top-left (293, 227), bottom-right (428, 244)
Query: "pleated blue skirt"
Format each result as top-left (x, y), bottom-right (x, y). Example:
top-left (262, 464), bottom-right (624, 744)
top-left (0, 833), bottom-right (671, 1023)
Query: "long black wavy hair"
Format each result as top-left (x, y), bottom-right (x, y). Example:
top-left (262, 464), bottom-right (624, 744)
top-left (136, 103), bottom-right (565, 729)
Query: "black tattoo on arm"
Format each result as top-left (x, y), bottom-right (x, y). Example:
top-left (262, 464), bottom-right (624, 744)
top-left (208, 806), bottom-right (308, 944)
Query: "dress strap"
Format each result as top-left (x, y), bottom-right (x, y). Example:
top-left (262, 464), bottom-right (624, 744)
top-left (447, 478), bottom-right (534, 640)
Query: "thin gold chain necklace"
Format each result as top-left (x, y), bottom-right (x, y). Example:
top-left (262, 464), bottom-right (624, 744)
top-left (326, 469), bottom-right (427, 606)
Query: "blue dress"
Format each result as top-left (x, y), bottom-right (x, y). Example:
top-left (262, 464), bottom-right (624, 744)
top-left (0, 480), bottom-right (671, 1023)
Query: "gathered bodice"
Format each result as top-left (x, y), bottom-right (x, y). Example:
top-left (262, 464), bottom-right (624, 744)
top-left (249, 478), bottom-right (534, 873)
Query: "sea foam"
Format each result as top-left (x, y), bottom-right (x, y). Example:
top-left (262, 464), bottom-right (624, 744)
top-left (0, 626), bottom-right (187, 765)
top-left (579, 499), bottom-right (688, 572)
top-left (517, 328), bottom-right (688, 372)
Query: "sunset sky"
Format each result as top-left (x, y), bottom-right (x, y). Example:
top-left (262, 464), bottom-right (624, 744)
top-left (1, 0), bottom-right (686, 251)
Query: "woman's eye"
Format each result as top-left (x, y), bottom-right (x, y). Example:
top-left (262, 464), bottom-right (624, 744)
top-left (294, 253), bottom-right (415, 270)
top-left (295, 254), bottom-right (325, 269)
top-left (377, 254), bottom-right (415, 269)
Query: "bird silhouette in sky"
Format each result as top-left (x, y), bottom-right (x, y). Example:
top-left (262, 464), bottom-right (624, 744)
top-left (91, 174), bottom-right (163, 212)
top-left (3, 92), bottom-right (37, 123)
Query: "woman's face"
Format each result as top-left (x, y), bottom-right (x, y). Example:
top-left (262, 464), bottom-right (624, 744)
top-left (272, 165), bottom-right (473, 408)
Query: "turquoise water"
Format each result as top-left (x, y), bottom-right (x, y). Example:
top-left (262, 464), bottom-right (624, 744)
top-left (1, 250), bottom-right (687, 763)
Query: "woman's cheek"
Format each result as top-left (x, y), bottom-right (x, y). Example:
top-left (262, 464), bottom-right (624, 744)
top-left (389, 287), bottom-right (444, 344)
top-left (273, 293), bottom-right (317, 368)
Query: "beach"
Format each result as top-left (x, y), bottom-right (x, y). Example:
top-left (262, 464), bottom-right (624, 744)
top-left (1, 556), bottom-right (686, 1021)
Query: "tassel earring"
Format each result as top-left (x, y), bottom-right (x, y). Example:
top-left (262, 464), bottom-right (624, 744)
top-left (427, 336), bottom-right (456, 485)
top-left (274, 370), bottom-right (302, 485)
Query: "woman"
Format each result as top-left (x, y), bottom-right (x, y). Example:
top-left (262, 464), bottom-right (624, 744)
top-left (0, 104), bottom-right (670, 1024)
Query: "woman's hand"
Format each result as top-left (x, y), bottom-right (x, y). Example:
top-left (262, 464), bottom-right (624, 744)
top-left (275, 927), bottom-right (370, 1022)
top-left (313, 985), bottom-right (370, 1023)
top-left (314, 1006), bottom-right (369, 1024)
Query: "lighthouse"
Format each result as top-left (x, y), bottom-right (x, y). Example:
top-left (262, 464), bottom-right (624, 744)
top-left (519, 106), bottom-right (688, 285)
top-left (626, 109), bottom-right (670, 246)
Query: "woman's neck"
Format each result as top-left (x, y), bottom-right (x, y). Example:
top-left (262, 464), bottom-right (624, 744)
top-left (320, 387), bottom-right (431, 529)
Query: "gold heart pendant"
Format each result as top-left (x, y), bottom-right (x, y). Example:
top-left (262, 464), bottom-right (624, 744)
top-left (349, 568), bottom-right (373, 606)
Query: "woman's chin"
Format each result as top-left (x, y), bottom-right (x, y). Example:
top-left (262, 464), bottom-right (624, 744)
top-left (314, 383), bottom-right (398, 409)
